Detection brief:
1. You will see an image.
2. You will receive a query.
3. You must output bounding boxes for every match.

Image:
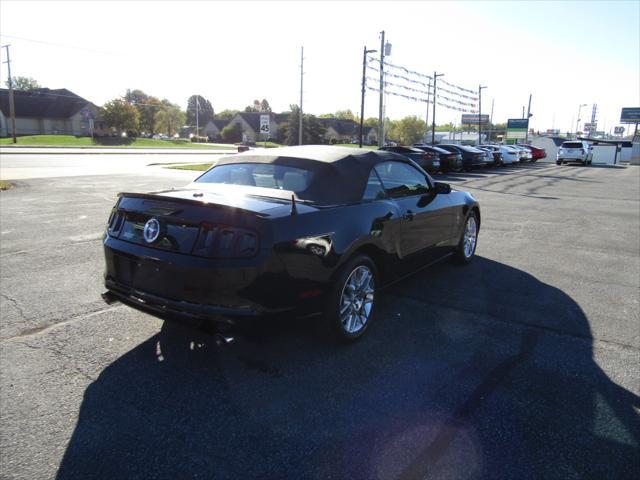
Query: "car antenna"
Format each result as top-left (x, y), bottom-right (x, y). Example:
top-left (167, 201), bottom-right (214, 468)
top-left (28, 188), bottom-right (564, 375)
top-left (290, 194), bottom-right (298, 215)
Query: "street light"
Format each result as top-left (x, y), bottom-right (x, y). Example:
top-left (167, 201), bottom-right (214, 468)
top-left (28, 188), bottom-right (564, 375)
top-left (359, 46), bottom-right (377, 148)
top-left (478, 85), bottom-right (487, 145)
top-left (431, 72), bottom-right (444, 145)
top-left (575, 103), bottom-right (587, 139)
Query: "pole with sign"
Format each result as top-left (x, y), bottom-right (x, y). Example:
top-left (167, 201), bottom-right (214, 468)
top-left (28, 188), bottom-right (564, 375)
top-left (260, 114), bottom-right (270, 148)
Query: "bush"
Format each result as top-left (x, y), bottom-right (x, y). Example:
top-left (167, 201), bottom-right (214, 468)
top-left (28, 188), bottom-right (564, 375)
top-left (190, 135), bottom-right (208, 143)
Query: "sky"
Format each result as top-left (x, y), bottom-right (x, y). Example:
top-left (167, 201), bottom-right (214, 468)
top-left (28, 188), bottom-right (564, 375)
top-left (0, 0), bottom-right (638, 134)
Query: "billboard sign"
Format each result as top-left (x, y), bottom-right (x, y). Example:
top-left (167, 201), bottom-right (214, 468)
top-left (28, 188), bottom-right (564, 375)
top-left (620, 107), bottom-right (640, 123)
top-left (614, 126), bottom-right (625, 134)
top-left (461, 114), bottom-right (489, 125)
top-left (583, 122), bottom-right (596, 131)
top-left (506, 118), bottom-right (528, 139)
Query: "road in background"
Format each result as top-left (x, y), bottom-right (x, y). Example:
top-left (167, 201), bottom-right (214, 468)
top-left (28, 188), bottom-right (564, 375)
top-left (1, 164), bottom-right (639, 479)
top-left (0, 150), bottom-right (225, 179)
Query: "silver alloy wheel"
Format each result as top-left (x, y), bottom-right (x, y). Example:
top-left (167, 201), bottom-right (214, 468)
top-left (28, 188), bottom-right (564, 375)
top-left (339, 266), bottom-right (375, 334)
top-left (463, 216), bottom-right (477, 259)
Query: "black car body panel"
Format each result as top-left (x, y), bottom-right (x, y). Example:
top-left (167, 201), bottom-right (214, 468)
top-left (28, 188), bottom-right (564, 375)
top-left (412, 144), bottom-right (463, 172)
top-left (438, 144), bottom-right (487, 169)
top-left (378, 146), bottom-right (440, 173)
top-left (102, 146), bottom-right (479, 328)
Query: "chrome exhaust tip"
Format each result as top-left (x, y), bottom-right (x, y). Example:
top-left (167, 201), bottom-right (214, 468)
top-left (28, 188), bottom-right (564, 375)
top-left (214, 334), bottom-right (235, 346)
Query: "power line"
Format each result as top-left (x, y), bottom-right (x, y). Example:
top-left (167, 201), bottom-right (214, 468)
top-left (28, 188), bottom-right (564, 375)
top-left (0, 34), bottom-right (121, 56)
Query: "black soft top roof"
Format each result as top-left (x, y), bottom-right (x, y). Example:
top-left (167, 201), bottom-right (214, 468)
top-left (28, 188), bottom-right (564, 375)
top-left (208, 145), bottom-right (407, 205)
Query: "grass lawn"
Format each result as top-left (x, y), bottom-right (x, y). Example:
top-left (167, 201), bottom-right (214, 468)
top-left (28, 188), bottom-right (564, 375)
top-left (166, 163), bottom-right (214, 171)
top-left (0, 180), bottom-right (13, 190)
top-left (0, 135), bottom-right (235, 149)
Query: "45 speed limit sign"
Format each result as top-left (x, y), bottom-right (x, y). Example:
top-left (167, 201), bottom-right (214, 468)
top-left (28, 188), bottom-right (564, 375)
top-left (260, 115), bottom-right (270, 135)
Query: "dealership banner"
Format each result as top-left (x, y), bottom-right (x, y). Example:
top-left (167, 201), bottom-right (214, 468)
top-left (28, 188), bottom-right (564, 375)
top-left (620, 107), bottom-right (640, 123)
top-left (461, 114), bottom-right (490, 125)
top-left (506, 118), bottom-right (528, 140)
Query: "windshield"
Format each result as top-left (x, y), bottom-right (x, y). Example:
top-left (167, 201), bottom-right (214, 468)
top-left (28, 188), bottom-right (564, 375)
top-left (195, 163), bottom-right (314, 193)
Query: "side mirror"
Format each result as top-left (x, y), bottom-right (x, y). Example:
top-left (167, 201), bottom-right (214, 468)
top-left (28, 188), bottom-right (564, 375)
top-left (434, 182), bottom-right (451, 194)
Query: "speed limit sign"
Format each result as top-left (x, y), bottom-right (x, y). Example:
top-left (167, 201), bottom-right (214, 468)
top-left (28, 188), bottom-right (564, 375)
top-left (260, 114), bottom-right (270, 135)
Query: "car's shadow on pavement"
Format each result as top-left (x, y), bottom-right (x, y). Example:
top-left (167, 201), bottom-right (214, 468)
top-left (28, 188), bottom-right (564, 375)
top-left (56, 257), bottom-right (640, 480)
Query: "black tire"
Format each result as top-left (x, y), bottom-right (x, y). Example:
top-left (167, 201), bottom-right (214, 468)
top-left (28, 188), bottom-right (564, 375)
top-left (323, 254), bottom-right (378, 343)
top-left (453, 211), bottom-right (479, 264)
top-left (556, 161), bottom-right (562, 166)
top-left (450, 158), bottom-right (464, 173)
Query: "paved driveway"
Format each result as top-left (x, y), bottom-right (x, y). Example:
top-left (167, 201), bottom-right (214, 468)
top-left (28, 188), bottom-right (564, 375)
top-left (1, 163), bottom-right (638, 479)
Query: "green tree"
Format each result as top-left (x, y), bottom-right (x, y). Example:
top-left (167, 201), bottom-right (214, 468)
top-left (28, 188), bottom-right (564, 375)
top-left (245, 99), bottom-right (272, 113)
top-left (319, 110), bottom-right (358, 121)
top-left (260, 99), bottom-right (272, 112)
top-left (215, 109), bottom-right (239, 120)
top-left (123, 89), bottom-right (163, 135)
top-left (155, 104), bottom-right (185, 137)
top-left (186, 95), bottom-right (214, 127)
top-left (392, 116), bottom-right (427, 145)
top-left (364, 117), bottom-right (378, 127)
top-left (221, 122), bottom-right (243, 143)
top-left (101, 99), bottom-right (140, 135)
top-left (285, 105), bottom-right (325, 145)
top-left (6, 76), bottom-right (40, 90)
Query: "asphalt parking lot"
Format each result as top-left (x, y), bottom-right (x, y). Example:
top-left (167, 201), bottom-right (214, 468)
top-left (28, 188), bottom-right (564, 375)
top-left (1, 162), bottom-right (639, 479)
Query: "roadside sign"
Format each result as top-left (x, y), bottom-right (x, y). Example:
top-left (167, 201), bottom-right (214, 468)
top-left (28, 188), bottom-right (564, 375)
top-left (584, 122), bottom-right (597, 131)
top-left (620, 107), bottom-right (640, 123)
top-left (461, 114), bottom-right (489, 125)
top-left (259, 114), bottom-right (271, 135)
top-left (614, 126), bottom-right (625, 134)
top-left (506, 118), bottom-right (528, 140)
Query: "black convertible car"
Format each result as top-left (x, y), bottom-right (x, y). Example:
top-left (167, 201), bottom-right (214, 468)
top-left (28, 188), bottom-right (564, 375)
top-left (102, 146), bottom-right (480, 342)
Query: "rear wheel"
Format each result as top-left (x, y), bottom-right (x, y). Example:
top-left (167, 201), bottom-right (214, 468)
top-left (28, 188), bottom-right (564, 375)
top-left (556, 160), bottom-right (562, 165)
top-left (451, 158), bottom-right (464, 173)
top-left (323, 255), bottom-right (378, 343)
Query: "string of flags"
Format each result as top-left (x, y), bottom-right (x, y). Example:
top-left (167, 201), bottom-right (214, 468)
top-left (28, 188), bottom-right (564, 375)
top-left (366, 85), bottom-right (479, 113)
top-left (366, 55), bottom-right (480, 112)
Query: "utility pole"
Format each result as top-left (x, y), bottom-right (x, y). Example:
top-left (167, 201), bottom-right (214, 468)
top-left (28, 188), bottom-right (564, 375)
top-left (525, 94), bottom-right (532, 142)
top-left (478, 85), bottom-right (487, 145)
top-left (359, 46), bottom-right (377, 148)
top-left (489, 98), bottom-right (494, 142)
top-left (575, 103), bottom-right (587, 139)
top-left (522, 106), bottom-right (525, 118)
top-left (2, 44), bottom-right (17, 144)
top-left (299, 46), bottom-right (304, 145)
top-left (424, 77), bottom-right (432, 143)
top-left (431, 72), bottom-right (444, 145)
top-left (195, 96), bottom-right (199, 142)
top-left (378, 31), bottom-right (385, 147)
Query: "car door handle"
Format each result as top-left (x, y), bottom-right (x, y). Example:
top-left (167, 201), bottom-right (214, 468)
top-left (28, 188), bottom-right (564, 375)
top-left (402, 210), bottom-right (415, 221)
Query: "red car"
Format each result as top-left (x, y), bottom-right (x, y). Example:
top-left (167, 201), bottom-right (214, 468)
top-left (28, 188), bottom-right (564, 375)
top-left (522, 145), bottom-right (546, 162)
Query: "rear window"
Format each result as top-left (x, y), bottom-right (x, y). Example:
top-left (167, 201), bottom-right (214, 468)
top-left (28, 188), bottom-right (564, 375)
top-left (562, 142), bottom-right (583, 148)
top-left (195, 163), bottom-right (314, 193)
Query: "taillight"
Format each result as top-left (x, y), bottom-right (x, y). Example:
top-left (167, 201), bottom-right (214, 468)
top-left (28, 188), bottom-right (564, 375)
top-left (192, 223), bottom-right (259, 258)
top-left (107, 211), bottom-right (124, 237)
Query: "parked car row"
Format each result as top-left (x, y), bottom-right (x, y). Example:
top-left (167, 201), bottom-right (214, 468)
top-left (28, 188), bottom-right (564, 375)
top-left (378, 143), bottom-right (546, 173)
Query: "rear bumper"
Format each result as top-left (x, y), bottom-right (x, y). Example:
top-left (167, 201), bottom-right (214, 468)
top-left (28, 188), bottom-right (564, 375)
top-left (103, 236), bottom-right (325, 323)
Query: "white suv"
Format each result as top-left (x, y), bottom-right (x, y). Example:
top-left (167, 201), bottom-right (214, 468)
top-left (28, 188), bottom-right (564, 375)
top-left (557, 141), bottom-right (593, 166)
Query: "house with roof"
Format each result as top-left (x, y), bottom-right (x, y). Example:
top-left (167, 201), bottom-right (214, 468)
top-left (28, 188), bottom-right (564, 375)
top-left (226, 112), bottom-right (281, 143)
top-left (201, 119), bottom-right (229, 141)
top-left (0, 88), bottom-right (110, 137)
top-left (317, 118), bottom-right (377, 144)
